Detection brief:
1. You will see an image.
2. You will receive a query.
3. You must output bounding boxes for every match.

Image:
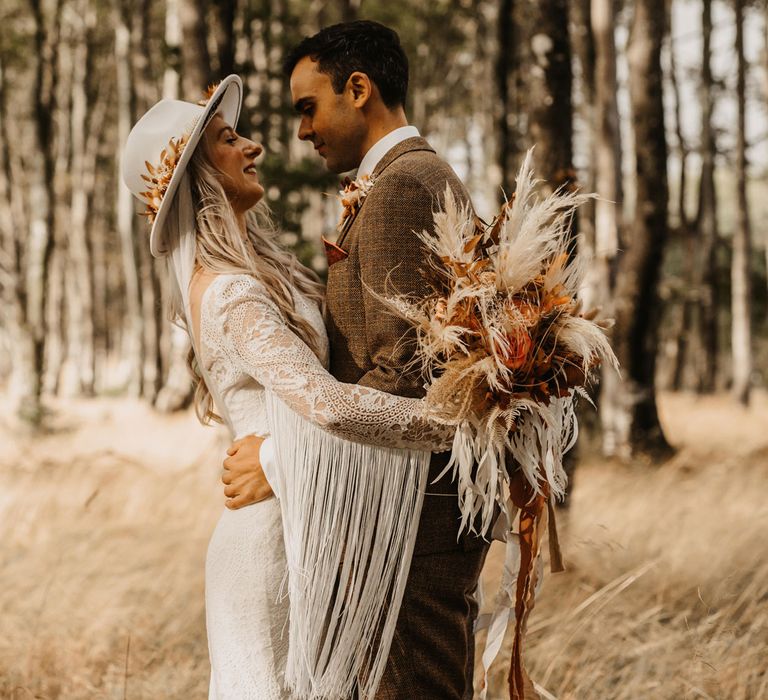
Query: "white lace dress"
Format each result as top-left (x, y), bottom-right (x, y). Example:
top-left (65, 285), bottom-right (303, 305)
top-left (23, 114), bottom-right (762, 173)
top-left (198, 273), bottom-right (453, 699)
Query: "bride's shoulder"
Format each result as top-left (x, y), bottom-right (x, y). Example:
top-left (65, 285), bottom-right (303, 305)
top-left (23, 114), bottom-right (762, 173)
top-left (207, 272), bottom-right (270, 305)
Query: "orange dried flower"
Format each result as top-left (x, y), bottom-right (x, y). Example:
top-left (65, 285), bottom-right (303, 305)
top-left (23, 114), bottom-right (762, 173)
top-left (138, 132), bottom-right (191, 223)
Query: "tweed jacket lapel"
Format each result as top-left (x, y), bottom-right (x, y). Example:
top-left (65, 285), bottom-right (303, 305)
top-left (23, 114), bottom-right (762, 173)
top-left (335, 137), bottom-right (436, 250)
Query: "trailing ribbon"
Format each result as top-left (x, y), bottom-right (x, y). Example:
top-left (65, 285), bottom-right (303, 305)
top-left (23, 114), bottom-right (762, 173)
top-left (475, 469), bottom-right (564, 700)
top-left (508, 474), bottom-right (547, 700)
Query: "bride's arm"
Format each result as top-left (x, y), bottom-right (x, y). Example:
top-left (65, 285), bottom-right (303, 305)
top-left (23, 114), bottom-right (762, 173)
top-left (219, 276), bottom-right (454, 451)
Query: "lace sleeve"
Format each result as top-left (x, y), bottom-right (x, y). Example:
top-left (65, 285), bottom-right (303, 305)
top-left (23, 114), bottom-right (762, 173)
top-left (218, 276), bottom-right (454, 451)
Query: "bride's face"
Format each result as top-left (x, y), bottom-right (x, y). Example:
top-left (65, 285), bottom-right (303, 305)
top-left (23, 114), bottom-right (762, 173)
top-left (204, 114), bottom-right (265, 213)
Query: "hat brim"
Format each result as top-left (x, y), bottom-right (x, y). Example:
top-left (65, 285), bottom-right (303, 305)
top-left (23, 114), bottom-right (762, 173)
top-left (149, 75), bottom-right (243, 257)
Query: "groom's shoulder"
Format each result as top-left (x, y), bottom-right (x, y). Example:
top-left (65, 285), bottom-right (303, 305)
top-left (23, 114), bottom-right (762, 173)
top-left (374, 138), bottom-right (470, 203)
top-left (379, 138), bottom-right (456, 181)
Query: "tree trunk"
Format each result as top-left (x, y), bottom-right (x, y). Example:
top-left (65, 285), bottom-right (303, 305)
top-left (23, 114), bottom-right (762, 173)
top-left (589, 0), bottom-right (625, 456)
top-left (525, 0), bottom-right (575, 194)
top-left (666, 0), bottom-right (695, 392)
top-left (44, 5), bottom-right (73, 396)
top-left (164, 0), bottom-right (182, 100)
top-left (82, 67), bottom-right (109, 393)
top-left (22, 0), bottom-right (62, 424)
top-left (614, 0), bottom-right (673, 458)
top-left (213, 0), bottom-right (237, 77)
top-left (571, 0), bottom-right (595, 246)
top-left (66, 0), bottom-right (96, 395)
top-left (694, 0), bottom-right (719, 392)
top-left (115, 3), bottom-right (143, 396)
top-left (764, 0), bottom-right (768, 305)
top-left (155, 0), bottom-right (210, 411)
top-left (0, 49), bottom-right (29, 401)
top-left (496, 0), bottom-right (519, 199)
top-left (154, 323), bottom-right (194, 412)
top-left (731, 0), bottom-right (753, 406)
top-left (666, 0), bottom-right (688, 233)
top-left (591, 0), bottom-right (622, 267)
top-left (180, 0), bottom-right (212, 99)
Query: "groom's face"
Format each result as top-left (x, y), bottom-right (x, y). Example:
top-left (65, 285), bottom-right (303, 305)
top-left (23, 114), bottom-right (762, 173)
top-left (290, 57), bottom-right (367, 174)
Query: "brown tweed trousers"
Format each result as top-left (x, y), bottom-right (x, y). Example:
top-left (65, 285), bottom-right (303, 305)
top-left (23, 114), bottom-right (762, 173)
top-left (325, 137), bottom-right (491, 699)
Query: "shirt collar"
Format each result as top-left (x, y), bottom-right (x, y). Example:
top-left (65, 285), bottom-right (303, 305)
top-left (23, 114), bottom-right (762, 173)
top-left (356, 125), bottom-right (420, 180)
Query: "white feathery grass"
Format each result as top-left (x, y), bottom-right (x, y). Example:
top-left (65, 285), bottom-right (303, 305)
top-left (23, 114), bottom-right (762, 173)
top-left (423, 186), bottom-right (476, 264)
top-left (494, 151), bottom-right (596, 293)
top-left (557, 314), bottom-right (620, 374)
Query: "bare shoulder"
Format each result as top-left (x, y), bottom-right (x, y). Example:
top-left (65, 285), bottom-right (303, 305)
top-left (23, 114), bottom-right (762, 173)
top-left (189, 269), bottom-right (221, 308)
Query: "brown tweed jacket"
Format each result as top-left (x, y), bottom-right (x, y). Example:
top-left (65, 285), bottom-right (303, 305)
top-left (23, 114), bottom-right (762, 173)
top-left (326, 136), bottom-right (484, 554)
top-left (325, 137), bottom-right (489, 699)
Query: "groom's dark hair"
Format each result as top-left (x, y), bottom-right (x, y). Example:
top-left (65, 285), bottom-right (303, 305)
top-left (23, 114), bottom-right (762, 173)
top-left (283, 21), bottom-right (409, 109)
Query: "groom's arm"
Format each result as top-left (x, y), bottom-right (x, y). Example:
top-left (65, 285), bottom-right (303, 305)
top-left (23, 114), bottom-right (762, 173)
top-left (221, 435), bottom-right (275, 509)
top-left (357, 174), bottom-right (440, 398)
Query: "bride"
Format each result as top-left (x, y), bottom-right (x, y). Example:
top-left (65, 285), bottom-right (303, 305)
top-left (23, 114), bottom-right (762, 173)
top-left (121, 76), bottom-right (455, 699)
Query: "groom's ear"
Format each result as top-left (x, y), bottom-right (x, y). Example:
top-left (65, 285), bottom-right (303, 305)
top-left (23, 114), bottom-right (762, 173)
top-left (346, 71), bottom-right (372, 108)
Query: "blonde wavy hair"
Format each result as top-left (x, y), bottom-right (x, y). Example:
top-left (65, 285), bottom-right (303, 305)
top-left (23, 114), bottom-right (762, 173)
top-left (167, 137), bottom-right (326, 424)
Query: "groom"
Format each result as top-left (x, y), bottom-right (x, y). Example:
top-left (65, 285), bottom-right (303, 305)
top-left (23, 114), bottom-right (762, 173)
top-left (224, 21), bottom-right (489, 699)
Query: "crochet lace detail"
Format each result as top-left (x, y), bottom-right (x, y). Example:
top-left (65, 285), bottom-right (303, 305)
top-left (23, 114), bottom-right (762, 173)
top-left (200, 273), bottom-right (454, 451)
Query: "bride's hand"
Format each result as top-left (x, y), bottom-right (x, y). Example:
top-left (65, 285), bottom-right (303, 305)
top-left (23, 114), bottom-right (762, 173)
top-left (222, 435), bottom-right (274, 509)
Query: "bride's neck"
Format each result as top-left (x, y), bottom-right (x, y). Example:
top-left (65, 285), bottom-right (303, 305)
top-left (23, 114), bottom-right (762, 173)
top-left (235, 211), bottom-right (247, 236)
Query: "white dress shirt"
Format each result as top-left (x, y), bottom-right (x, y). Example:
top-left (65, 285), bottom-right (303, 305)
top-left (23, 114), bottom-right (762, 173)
top-left (356, 125), bottom-right (420, 180)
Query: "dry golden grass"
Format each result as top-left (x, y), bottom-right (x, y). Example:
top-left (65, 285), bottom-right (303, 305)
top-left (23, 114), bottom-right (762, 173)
top-left (1, 392), bottom-right (766, 699)
top-left (479, 392), bottom-right (768, 699)
top-left (0, 398), bottom-right (222, 699)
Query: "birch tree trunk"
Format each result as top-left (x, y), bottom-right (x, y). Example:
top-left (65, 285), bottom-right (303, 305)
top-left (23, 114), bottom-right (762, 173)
top-left (115, 3), bottom-right (143, 396)
top-left (589, 0), bottom-right (626, 456)
top-left (731, 0), bottom-right (753, 406)
top-left (44, 7), bottom-right (72, 395)
top-left (66, 0), bottom-right (96, 395)
top-left (156, 0), bottom-right (207, 412)
top-left (0, 49), bottom-right (29, 400)
top-left (572, 0), bottom-right (595, 238)
top-left (667, 0), bottom-right (696, 392)
top-left (614, 0), bottom-right (672, 457)
top-left (21, 0), bottom-right (62, 424)
top-left (591, 0), bottom-right (622, 273)
top-left (164, 0), bottom-right (181, 100)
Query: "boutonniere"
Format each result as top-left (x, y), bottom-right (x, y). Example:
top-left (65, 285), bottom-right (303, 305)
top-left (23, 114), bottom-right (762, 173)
top-left (337, 174), bottom-right (376, 232)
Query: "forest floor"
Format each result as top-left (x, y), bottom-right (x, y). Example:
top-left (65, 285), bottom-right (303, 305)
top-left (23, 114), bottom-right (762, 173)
top-left (1, 391), bottom-right (766, 699)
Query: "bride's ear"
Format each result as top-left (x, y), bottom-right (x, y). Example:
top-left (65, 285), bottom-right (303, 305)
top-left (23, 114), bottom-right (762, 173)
top-left (346, 71), bottom-right (372, 108)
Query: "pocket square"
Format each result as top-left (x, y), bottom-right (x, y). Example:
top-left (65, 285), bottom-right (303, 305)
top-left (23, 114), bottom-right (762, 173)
top-left (322, 236), bottom-right (349, 266)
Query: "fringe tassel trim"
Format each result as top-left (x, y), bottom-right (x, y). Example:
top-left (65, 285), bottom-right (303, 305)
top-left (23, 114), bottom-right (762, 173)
top-left (266, 392), bottom-right (430, 700)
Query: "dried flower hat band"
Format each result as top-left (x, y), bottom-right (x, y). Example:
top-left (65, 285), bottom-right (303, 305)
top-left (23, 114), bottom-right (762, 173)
top-left (121, 75), bottom-right (243, 257)
top-left (138, 133), bottom-right (191, 224)
top-left (138, 85), bottom-right (230, 224)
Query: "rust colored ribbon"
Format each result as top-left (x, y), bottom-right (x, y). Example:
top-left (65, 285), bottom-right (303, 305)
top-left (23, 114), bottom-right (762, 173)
top-left (507, 474), bottom-right (548, 700)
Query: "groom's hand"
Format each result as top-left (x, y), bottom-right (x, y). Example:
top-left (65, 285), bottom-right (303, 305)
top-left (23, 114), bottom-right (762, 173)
top-left (222, 435), bottom-right (273, 509)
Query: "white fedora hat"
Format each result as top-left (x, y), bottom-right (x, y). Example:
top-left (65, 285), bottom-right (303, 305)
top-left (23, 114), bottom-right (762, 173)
top-left (121, 74), bottom-right (243, 257)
